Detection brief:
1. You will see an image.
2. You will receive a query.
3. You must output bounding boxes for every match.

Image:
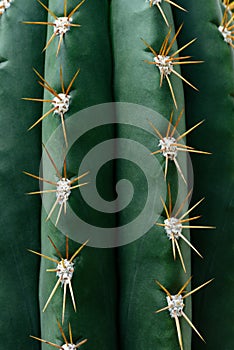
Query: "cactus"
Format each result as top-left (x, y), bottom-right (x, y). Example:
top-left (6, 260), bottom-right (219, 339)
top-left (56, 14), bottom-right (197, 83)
top-left (173, 1), bottom-right (234, 348)
top-left (0, 1), bottom-right (47, 349)
top-left (155, 277), bottom-right (213, 348)
top-left (27, 1), bottom-right (118, 349)
top-left (111, 1), bottom-right (193, 349)
top-left (0, 0), bottom-right (233, 350)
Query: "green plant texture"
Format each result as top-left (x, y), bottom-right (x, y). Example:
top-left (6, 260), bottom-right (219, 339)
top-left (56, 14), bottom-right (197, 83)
top-left (0, 0), bottom-right (233, 350)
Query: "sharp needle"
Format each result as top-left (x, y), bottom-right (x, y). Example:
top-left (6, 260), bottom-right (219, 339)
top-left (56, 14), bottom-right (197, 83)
top-left (69, 280), bottom-right (77, 312)
top-left (62, 283), bottom-right (67, 324)
top-left (43, 278), bottom-right (61, 312)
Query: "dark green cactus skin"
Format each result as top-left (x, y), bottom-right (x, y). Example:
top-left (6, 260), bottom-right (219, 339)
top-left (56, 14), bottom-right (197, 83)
top-left (111, 0), bottom-right (184, 116)
top-left (111, 1), bottom-right (192, 348)
top-left (173, 1), bottom-right (234, 348)
top-left (0, 1), bottom-right (47, 349)
top-left (40, 217), bottom-right (118, 350)
top-left (39, 1), bottom-right (118, 349)
top-left (1, 1), bottom-right (233, 349)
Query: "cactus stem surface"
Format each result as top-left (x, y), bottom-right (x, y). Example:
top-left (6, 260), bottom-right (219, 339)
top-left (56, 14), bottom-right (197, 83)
top-left (29, 237), bottom-right (88, 323)
top-left (24, 149), bottom-right (89, 225)
top-left (149, 113), bottom-right (210, 182)
top-left (142, 26), bottom-right (202, 107)
top-left (155, 188), bottom-right (214, 271)
top-left (155, 278), bottom-right (213, 349)
top-left (147, 0), bottom-right (187, 27)
top-left (30, 321), bottom-right (87, 349)
top-left (23, 0), bottom-right (85, 54)
top-left (23, 67), bottom-right (80, 144)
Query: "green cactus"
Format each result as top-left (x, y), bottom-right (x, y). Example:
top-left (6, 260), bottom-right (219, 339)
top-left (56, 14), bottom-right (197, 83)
top-left (111, 1), bottom-right (194, 348)
top-left (0, 1), bottom-right (47, 349)
top-left (173, 0), bottom-right (234, 348)
top-left (0, 0), bottom-right (233, 349)
top-left (24, 1), bottom-right (118, 349)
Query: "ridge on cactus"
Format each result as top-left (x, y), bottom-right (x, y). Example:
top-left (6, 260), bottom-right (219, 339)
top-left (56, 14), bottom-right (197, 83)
top-left (155, 184), bottom-right (215, 272)
top-left (171, 0), bottom-right (234, 347)
top-left (30, 320), bottom-right (87, 348)
top-left (147, 0), bottom-right (187, 27)
top-left (149, 110), bottom-right (210, 183)
top-left (155, 277), bottom-right (213, 350)
top-left (142, 24), bottom-right (203, 109)
top-left (23, 0), bottom-right (86, 56)
top-left (111, 1), bottom-right (192, 347)
top-left (23, 145), bottom-right (89, 226)
top-left (22, 67), bottom-right (80, 147)
top-left (28, 236), bottom-right (89, 324)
